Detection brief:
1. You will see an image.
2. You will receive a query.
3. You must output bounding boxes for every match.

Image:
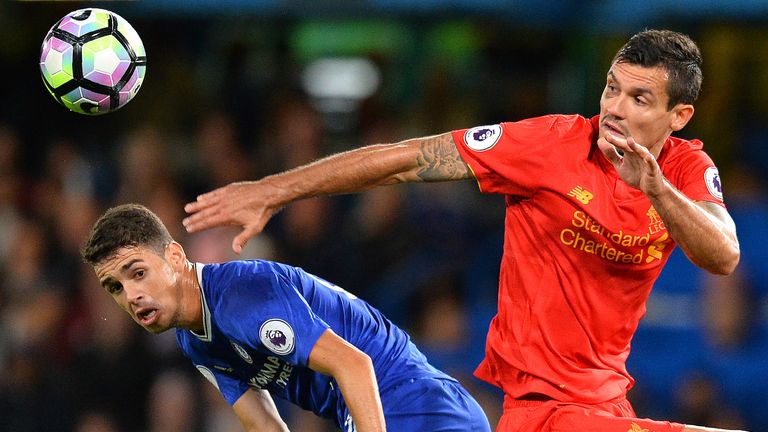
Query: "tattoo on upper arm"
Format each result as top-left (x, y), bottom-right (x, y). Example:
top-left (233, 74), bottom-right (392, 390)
top-left (415, 134), bottom-right (472, 181)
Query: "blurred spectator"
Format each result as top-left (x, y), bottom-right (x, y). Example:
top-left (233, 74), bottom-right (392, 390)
top-left (1, 219), bottom-right (65, 348)
top-left (200, 383), bottom-right (242, 432)
top-left (674, 372), bottom-right (747, 430)
top-left (74, 411), bottom-right (120, 432)
top-left (701, 269), bottom-right (757, 351)
top-left (67, 270), bottom-right (158, 432)
top-left (114, 125), bottom-right (177, 205)
top-left (408, 271), bottom-right (502, 429)
top-left (192, 111), bottom-right (255, 188)
top-left (0, 341), bottom-right (77, 432)
top-left (0, 123), bottom-right (23, 268)
top-left (145, 369), bottom-right (202, 432)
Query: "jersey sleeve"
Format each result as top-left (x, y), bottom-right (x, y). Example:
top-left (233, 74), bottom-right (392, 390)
top-left (194, 363), bottom-right (251, 406)
top-left (176, 329), bottom-right (252, 406)
top-left (451, 115), bottom-right (592, 196)
top-left (664, 140), bottom-right (726, 207)
top-left (218, 272), bottom-right (330, 367)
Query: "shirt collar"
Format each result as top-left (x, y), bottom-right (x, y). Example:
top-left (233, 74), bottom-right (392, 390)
top-left (190, 262), bottom-right (212, 342)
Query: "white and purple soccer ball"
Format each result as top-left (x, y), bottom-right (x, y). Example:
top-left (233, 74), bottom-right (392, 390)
top-left (40, 8), bottom-right (146, 115)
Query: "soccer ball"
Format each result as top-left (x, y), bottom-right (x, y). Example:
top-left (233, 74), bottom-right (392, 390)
top-left (39, 8), bottom-right (147, 115)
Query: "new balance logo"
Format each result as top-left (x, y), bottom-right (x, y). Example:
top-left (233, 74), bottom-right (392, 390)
top-left (568, 186), bottom-right (594, 204)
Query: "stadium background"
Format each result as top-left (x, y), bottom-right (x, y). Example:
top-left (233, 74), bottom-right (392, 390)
top-left (2, 1), bottom-right (768, 430)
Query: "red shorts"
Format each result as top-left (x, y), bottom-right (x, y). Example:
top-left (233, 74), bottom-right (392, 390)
top-left (498, 394), bottom-right (685, 432)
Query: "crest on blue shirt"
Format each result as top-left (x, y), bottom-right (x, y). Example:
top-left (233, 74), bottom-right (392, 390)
top-left (230, 341), bottom-right (253, 364)
top-left (259, 319), bottom-right (296, 355)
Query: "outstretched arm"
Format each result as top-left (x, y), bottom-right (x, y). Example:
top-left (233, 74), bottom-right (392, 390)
top-left (308, 329), bottom-right (386, 432)
top-left (602, 134), bottom-right (739, 275)
top-left (683, 425), bottom-right (748, 432)
top-left (183, 132), bottom-right (472, 253)
top-left (232, 389), bottom-right (290, 432)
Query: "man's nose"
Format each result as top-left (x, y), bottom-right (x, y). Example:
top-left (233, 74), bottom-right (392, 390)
top-left (124, 283), bottom-right (144, 302)
top-left (605, 95), bottom-right (627, 119)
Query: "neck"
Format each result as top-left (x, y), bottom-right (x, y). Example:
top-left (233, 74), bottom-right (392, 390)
top-left (177, 261), bottom-right (204, 332)
top-left (648, 135), bottom-right (668, 159)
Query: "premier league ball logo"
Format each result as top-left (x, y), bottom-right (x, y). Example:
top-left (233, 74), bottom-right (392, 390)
top-left (267, 330), bottom-right (287, 348)
top-left (472, 128), bottom-right (495, 141)
top-left (259, 319), bottom-right (295, 355)
top-left (464, 124), bottom-right (502, 152)
top-left (704, 167), bottom-right (723, 201)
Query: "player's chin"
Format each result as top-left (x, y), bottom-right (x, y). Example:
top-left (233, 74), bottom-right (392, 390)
top-left (142, 323), bottom-right (172, 334)
top-left (133, 316), bottom-right (171, 334)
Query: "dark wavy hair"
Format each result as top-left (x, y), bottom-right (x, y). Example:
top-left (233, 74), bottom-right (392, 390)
top-left (613, 29), bottom-right (703, 110)
top-left (81, 203), bottom-right (172, 266)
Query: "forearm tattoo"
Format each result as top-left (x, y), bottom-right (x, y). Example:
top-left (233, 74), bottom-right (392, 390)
top-left (415, 134), bottom-right (472, 181)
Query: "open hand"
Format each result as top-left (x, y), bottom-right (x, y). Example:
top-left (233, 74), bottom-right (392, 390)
top-left (599, 133), bottom-right (665, 197)
top-left (183, 181), bottom-right (278, 254)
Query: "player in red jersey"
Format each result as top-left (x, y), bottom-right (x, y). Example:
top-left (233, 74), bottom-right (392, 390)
top-left (183, 30), bottom-right (745, 432)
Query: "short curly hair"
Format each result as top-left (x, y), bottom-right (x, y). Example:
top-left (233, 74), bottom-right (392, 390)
top-left (613, 29), bottom-right (703, 110)
top-left (81, 203), bottom-right (172, 266)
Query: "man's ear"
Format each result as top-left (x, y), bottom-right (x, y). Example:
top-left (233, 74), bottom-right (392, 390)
top-left (670, 104), bottom-right (694, 132)
top-left (165, 241), bottom-right (187, 270)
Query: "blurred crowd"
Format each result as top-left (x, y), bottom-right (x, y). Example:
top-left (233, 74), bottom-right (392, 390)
top-left (1, 4), bottom-right (768, 431)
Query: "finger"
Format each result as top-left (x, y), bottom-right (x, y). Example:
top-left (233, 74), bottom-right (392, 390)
top-left (624, 138), bottom-right (661, 175)
top-left (625, 136), bottom-right (644, 154)
top-left (625, 137), bottom-right (655, 162)
top-left (642, 149), bottom-right (660, 173)
top-left (232, 225), bottom-right (261, 254)
top-left (232, 238), bottom-right (243, 255)
top-left (598, 138), bottom-right (623, 165)
top-left (184, 200), bottom-right (202, 214)
top-left (603, 132), bottom-right (633, 153)
top-left (184, 190), bottom-right (222, 214)
top-left (184, 197), bottom-right (212, 214)
top-left (183, 207), bottom-right (225, 233)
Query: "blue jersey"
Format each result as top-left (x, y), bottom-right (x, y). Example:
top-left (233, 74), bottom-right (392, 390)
top-left (176, 260), bottom-right (453, 427)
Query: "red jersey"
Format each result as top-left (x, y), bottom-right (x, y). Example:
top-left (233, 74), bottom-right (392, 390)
top-left (452, 114), bottom-right (725, 404)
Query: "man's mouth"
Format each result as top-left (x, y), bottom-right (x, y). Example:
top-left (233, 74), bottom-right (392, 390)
top-left (136, 308), bottom-right (159, 325)
top-left (603, 122), bottom-right (626, 139)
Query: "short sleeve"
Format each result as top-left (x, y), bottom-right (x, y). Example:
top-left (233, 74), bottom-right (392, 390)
top-left (662, 139), bottom-right (726, 207)
top-left (452, 115), bottom-right (594, 196)
top-left (193, 363), bottom-right (251, 406)
top-left (218, 272), bottom-right (330, 367)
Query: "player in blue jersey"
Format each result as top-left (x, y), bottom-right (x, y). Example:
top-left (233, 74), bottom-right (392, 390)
top-left (81, 203), bottom-right (491, 432)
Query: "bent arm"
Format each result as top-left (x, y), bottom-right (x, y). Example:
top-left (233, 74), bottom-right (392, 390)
top-left (183, 132), bottom-right (471, 252)
top-left (683, 424), bottom-right (748, 432)
top-left (603, 135), bottom-right (740, 275)
top-left (308, 329), bottom-right (385, 432)
top-left (232, 389), bottom-right (290, 432)
top-left (649, 183), bottom-right (739, 275)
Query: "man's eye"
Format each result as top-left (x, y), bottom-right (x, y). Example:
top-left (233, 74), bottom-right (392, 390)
top-left (135, 269), bottom-right (145, 278)
top-left (107, 284), bottom-right (123, 294)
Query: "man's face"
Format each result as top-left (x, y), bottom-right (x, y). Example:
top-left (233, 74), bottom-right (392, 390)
top-left (94, 244), bottom-right (180, 334)
top-left (598, 61), bottom-right (681, 156)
